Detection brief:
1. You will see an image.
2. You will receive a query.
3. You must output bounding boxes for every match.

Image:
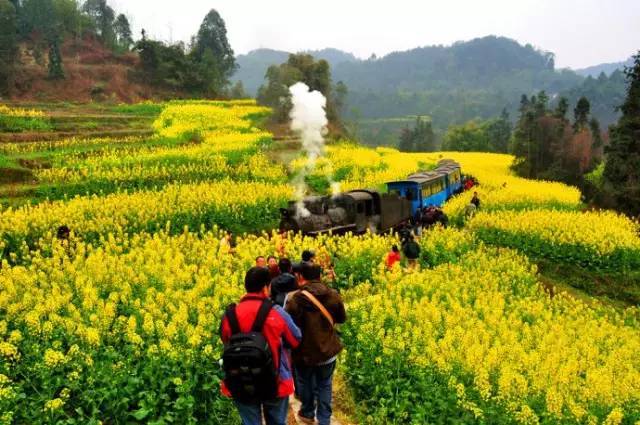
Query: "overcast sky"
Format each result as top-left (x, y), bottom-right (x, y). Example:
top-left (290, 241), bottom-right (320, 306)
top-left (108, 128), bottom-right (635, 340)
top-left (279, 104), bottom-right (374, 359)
top-left (110, 0), bottom-right (640, 69)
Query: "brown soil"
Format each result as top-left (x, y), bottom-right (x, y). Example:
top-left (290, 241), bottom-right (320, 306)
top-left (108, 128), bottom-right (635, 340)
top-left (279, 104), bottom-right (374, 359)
top-left (8, 36), bottom-right (179, 103)
top-left (0, 167), bottom-right (34, 184)
top-left (18, 158), bottom-right (52, 169)
top-left (0, 128), bottom-right (155, 143)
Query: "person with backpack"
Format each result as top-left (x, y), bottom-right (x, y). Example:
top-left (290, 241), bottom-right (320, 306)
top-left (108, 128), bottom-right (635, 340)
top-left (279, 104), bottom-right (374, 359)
top-left (285, 263), bottom-right (346, 425)
top-left (402, 234), bottom-right (421, 268)
top-left (220, 267), bottom-right (302, 425)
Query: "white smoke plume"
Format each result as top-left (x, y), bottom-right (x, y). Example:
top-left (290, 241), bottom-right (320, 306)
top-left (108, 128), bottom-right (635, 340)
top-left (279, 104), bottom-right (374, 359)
top-left (289, 82), bottom-right (340, 216)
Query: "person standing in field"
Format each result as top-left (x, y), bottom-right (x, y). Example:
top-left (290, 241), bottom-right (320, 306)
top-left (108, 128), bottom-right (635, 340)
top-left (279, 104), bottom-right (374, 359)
top-left (464, 202), bottom-right (477, 220)
top-left (471, 192), bottom-right (481, 209)
top-left (402, 235), bottom-right (421, 268)
top-left (286, 263), bottom-right (346, 425)
top-left (385, 245), bottom-right (401, 270)
top-left (220, 267), bottom-right (301, 425)
top-left (219, 231), bottom-right (234, 254)
top-left (412, 208), bottom-right (423, 237)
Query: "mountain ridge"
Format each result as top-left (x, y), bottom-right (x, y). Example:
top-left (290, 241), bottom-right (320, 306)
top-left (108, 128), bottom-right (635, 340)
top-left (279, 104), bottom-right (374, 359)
top-left (575, 57), bottom-right (634, 78)
top-left (232, 36), bottom-right (627, 137)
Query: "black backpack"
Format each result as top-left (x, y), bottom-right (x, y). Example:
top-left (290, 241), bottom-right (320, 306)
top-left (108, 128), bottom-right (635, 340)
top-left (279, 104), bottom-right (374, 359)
top-left (403, 241), bottom-right (420, 259)
top-left (222, 299), bottom-right (278, 403)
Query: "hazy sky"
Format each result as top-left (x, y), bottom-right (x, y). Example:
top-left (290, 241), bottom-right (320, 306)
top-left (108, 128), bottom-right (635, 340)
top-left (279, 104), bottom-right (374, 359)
top-left (110, 0), bottom-right (640, 69)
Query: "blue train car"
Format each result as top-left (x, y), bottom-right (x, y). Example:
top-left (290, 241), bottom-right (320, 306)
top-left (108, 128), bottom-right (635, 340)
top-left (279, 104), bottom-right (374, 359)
top-left (386, 180), bottom-right (423, 216)
top-left (385, 159), bottom-right (462, 216)
top-left (386, 171), bottom-right (448, 215)
top-left (437, 160), bottom-right (463, 198)
top-left (412, 171), bottom-right (448, 207)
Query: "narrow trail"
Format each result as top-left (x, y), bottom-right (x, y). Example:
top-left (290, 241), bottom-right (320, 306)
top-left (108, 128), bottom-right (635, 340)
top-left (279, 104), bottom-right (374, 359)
top-left (288, 397), bottom-right (343, 425)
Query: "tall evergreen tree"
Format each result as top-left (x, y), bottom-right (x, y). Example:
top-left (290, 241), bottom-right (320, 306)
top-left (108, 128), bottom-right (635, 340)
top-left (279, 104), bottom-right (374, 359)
top-left (47, 36), bottom-right (64, 79)
top-left (603, 52), bottom-right (640, 216)
top-left (399, 116), bottom-right (436, 152)
top-left (113, 13), bottom-right (132, 51)
top-left (535, 90), bottom-right (549, 117)
top-left (83, 0), bottom-right (115, 47)
top-left (191, 9), bottom-right (236, 96)
top-left (334, 81), bottom-right (348, 119)
top-left (589, 118), bottom-right (603, 149)
top-left (554, 97), bottom-right (569, 119)
top-left (486, 108), bottom-right (512, 152)
top-left (573, 96), bottom-right (591, 132)
top-left (21, 0), bottom-right (56, 38)
top-left (0, 0), bottom-right (18, 95)
top-left (229, 80), bottom-right (248, 99)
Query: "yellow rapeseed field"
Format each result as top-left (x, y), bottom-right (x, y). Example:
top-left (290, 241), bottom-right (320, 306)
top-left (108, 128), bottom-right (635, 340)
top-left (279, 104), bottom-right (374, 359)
top-left (1, 100), bottom-right (639, 424)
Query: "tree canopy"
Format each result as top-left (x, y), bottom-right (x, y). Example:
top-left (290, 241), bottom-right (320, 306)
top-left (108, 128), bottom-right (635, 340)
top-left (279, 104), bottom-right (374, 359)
top-left (602, 51), bottom-right (640, 216)
top-left (257, 53), bottom-right (346, 126)
top-left (190, 9), bottom-right (236, 96)
top-left (512, 92), bottom-right (602, 185)
top-left (443, 109), bottom-right (512, 153)
top-left (134, 8), bottom-right (236, 96)
top-left (399, 117), bottom-right (436, 152)
top-left (0, 0), bottom-right (18, 95)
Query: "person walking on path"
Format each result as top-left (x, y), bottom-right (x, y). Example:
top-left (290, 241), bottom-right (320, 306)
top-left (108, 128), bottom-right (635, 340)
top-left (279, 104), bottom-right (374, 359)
top-left (256, 256), bottom-right (267, 268)
top-left (286, 263), bottom-right (346, 425)
top-left (267, 255), bottom-right (280, 280)
top-left (270, 258), bottom-right (298, 307)
top-left (402, 235), bottom-right (421, 269)
top-left (220, 267), bottom-right (302, 425)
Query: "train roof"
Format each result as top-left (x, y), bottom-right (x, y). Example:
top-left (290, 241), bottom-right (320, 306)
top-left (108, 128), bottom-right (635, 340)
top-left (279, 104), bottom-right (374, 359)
top-left (346, 190), bottom-right (376, 201)
top-left (387, 171), bottom-right (445, 186)
top-left (437, 159), bottom-right (460, 167)
top-left (385, 158), bottom-right (461, 186)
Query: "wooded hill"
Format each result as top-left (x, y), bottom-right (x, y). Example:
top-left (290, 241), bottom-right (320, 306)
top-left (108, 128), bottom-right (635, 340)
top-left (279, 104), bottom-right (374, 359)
top-left (234, 36), bottom-right (629, 131)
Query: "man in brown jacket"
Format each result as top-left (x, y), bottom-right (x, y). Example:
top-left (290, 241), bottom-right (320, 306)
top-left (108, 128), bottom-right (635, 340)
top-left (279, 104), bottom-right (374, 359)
top-left (285, 263), bottom-right (346, 425)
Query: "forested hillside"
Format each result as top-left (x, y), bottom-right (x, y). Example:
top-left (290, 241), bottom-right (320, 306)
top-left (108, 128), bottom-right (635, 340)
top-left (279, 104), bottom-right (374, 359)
top-left (0, 0), bottom-right (238, 102)
top-left (233, 36), bottom-right (629, 136)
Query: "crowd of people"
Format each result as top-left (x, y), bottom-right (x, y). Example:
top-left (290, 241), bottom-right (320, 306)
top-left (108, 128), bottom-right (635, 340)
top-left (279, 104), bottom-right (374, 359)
top-left (220, 249), bottom-right (345, 425)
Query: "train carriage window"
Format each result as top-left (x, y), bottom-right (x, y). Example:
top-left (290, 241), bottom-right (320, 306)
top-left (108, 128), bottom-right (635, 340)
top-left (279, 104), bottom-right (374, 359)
top-left (356, 203), bottom-right (364, 214)
top-left (406, 188), bottom-right (417, 201)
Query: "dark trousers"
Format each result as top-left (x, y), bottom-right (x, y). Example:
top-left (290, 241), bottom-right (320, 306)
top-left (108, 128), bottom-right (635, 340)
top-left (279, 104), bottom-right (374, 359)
top-left (234, 397), bottom-right (288, 425)
top-left (295, 361), bottom-right (336, 425)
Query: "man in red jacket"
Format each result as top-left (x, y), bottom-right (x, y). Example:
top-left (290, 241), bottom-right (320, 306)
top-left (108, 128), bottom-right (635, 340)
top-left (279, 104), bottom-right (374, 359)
top-left (220, 267), bottom-right (302, 425)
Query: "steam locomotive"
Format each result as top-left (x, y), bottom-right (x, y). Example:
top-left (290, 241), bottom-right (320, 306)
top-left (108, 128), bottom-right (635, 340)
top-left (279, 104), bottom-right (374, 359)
top-left (279, 159), bottom-right (463, 236)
